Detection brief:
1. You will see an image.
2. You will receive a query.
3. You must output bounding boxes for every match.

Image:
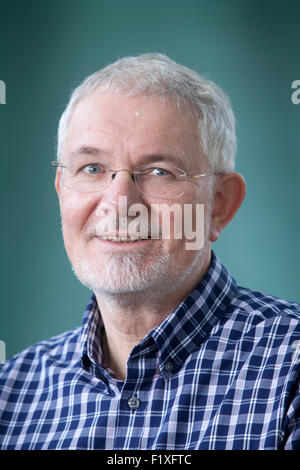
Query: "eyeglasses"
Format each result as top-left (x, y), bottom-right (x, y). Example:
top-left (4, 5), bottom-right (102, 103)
top-left (52, 159), bottom-right (218, 199)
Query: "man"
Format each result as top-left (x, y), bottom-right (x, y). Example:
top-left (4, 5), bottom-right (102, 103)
top-left (0, 54), bottom-right (299, 450)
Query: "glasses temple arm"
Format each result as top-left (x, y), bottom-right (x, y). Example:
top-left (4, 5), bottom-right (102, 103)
top-left (51, 160), bottom-right (67, 168)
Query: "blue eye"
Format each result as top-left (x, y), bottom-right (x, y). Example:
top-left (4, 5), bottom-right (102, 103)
top-left (82, 164), bottom-right (103, 175)
top-left (149, 167), bottom-right (170, 176)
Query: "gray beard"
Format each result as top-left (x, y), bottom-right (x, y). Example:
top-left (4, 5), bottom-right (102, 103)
top-left (71, 246), bottom-right (205, 301)
top-left (69, 202), bottom-right (211, 302)
top-left (68, 195), bottom-right (212, 301)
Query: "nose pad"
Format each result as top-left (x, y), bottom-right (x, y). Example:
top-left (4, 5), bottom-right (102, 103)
top-left (105, 170), bottom-right (140, 207)
top-left (111, 171), bottom-right (135, 182)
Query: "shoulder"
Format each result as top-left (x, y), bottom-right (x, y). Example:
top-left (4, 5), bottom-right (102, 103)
top-left (0, 326), bottom-right (82, 384)
top-left (232, 285), bottom-right (300, 323)
top-left (222, 285), bottom-right (300, 354)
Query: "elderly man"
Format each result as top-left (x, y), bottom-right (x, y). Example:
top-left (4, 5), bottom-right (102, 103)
top-left (0, 54), bottom-right (299, 450)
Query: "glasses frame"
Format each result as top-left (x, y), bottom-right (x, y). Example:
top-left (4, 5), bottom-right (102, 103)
top-left (51, 160), bottom-right (220, 199)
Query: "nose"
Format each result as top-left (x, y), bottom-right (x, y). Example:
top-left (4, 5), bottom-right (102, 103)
top-left (99, 168), bottom-right (142, 210)
top-left (95, 170), bottom-right (143, 228)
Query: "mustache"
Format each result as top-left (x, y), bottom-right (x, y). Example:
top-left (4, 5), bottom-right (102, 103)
top-left (85, 214), bottom-right (161, 239)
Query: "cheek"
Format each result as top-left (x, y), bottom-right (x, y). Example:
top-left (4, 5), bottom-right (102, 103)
top-left (163, 200), bottom-right (210, 260)
top-left (59, 192), bottom-right (96, 247)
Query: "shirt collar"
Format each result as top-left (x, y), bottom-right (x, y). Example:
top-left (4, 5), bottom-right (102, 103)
top-left (80, 251), bottom-right (237, 377)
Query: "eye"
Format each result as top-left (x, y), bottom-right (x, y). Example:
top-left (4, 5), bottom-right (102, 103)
top-left (81, 163), bottom-right (104, 175)
top-left (148, 167), bottom-right (171, 176)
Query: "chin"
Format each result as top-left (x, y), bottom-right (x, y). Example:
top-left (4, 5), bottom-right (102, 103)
top-left (70, 247), bottom-right (200, 297)
top-left (71, 250), bottom-right (173, 295)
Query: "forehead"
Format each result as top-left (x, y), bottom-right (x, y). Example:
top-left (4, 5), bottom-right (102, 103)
top-left (64, 92), bottom-right (206, 168)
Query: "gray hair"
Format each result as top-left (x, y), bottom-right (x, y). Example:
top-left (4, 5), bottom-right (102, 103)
top-left (57, 53), bottom-right (236, 172)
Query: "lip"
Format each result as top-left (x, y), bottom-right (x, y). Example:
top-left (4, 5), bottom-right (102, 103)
top-left (94, 235), bottom-right (154, 248)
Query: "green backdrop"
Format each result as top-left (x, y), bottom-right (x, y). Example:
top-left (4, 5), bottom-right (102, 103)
top-left (1, 0), bottom-right (299, 360)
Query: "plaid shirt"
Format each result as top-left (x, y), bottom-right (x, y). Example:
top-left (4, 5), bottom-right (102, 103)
top-left (1, 252), bottom-right (300, 450)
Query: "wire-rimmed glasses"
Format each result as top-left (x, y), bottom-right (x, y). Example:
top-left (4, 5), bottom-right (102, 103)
top-left (52, 159), bottom-right (218, 199)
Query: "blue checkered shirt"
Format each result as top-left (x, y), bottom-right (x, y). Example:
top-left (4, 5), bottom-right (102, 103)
top-left (1, 252), bottom-right (300, 450)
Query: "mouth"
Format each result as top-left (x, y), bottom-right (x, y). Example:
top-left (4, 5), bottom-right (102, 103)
top-left (93, 233), bottom-right (157, 248)
top-left (98, 235), bottom-right (151, 243)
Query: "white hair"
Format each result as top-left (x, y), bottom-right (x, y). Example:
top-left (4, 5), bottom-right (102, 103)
top-left (57, 53), bottom-right (236, 173)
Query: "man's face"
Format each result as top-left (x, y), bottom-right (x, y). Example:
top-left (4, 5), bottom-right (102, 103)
top-left (56, 92), bottom-right (213, 297)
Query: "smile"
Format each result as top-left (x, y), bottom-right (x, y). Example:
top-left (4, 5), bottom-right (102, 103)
top-left (97, 235), bottom-right (151, 243)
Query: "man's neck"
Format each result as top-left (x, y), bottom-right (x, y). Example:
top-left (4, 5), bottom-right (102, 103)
top-left (95, 249), bottom-right (211, 380)
top-left (97, 291), bottom-right (186, 380)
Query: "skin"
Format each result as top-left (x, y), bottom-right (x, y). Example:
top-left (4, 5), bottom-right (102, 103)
top-left (55, 91), bottom-right (246, 380)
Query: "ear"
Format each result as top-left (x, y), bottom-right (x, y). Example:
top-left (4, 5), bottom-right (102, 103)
top-left (209, 172), bottom-right (246, 242)
top-left (54, 168), bottom-right (61, 197)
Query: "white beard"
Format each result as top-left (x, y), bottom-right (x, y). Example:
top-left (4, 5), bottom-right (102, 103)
top-left (71, 243), bottom-right (206, 299)
top-left (69, 199), bottom-right (211, 299)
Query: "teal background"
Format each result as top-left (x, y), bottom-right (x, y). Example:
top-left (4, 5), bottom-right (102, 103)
top-left (0, 0), bottom-right (299, 360)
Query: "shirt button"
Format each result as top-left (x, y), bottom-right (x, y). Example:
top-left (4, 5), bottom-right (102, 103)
top-left (128, 396), bottom-right (141, 410)
top-left (164, 362), bottom-right (174, 373)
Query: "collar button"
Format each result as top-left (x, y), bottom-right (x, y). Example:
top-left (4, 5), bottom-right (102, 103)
top-left (164, 361), bottom-right (174, 373)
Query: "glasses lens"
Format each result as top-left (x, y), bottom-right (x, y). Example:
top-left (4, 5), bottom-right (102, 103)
top-left (61, 162), bottom-right (111, 192)
top-left (60, 162), bottom-right (187, 198)
top-left (135, 166), bottom-right (187, 199)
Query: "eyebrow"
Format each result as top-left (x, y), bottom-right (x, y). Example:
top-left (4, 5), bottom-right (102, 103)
top-left (69, 146), bottom-right (187, 168)
top-left (69, 146), bottom-right (105, 158)
top-left (138, 153), bottom-right (186, 167)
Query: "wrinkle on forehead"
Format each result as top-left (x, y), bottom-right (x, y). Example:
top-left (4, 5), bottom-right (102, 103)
top-left (64, 92), bottom-right (206, 171)
top-left (69, 92), bottom-right (192, 132)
